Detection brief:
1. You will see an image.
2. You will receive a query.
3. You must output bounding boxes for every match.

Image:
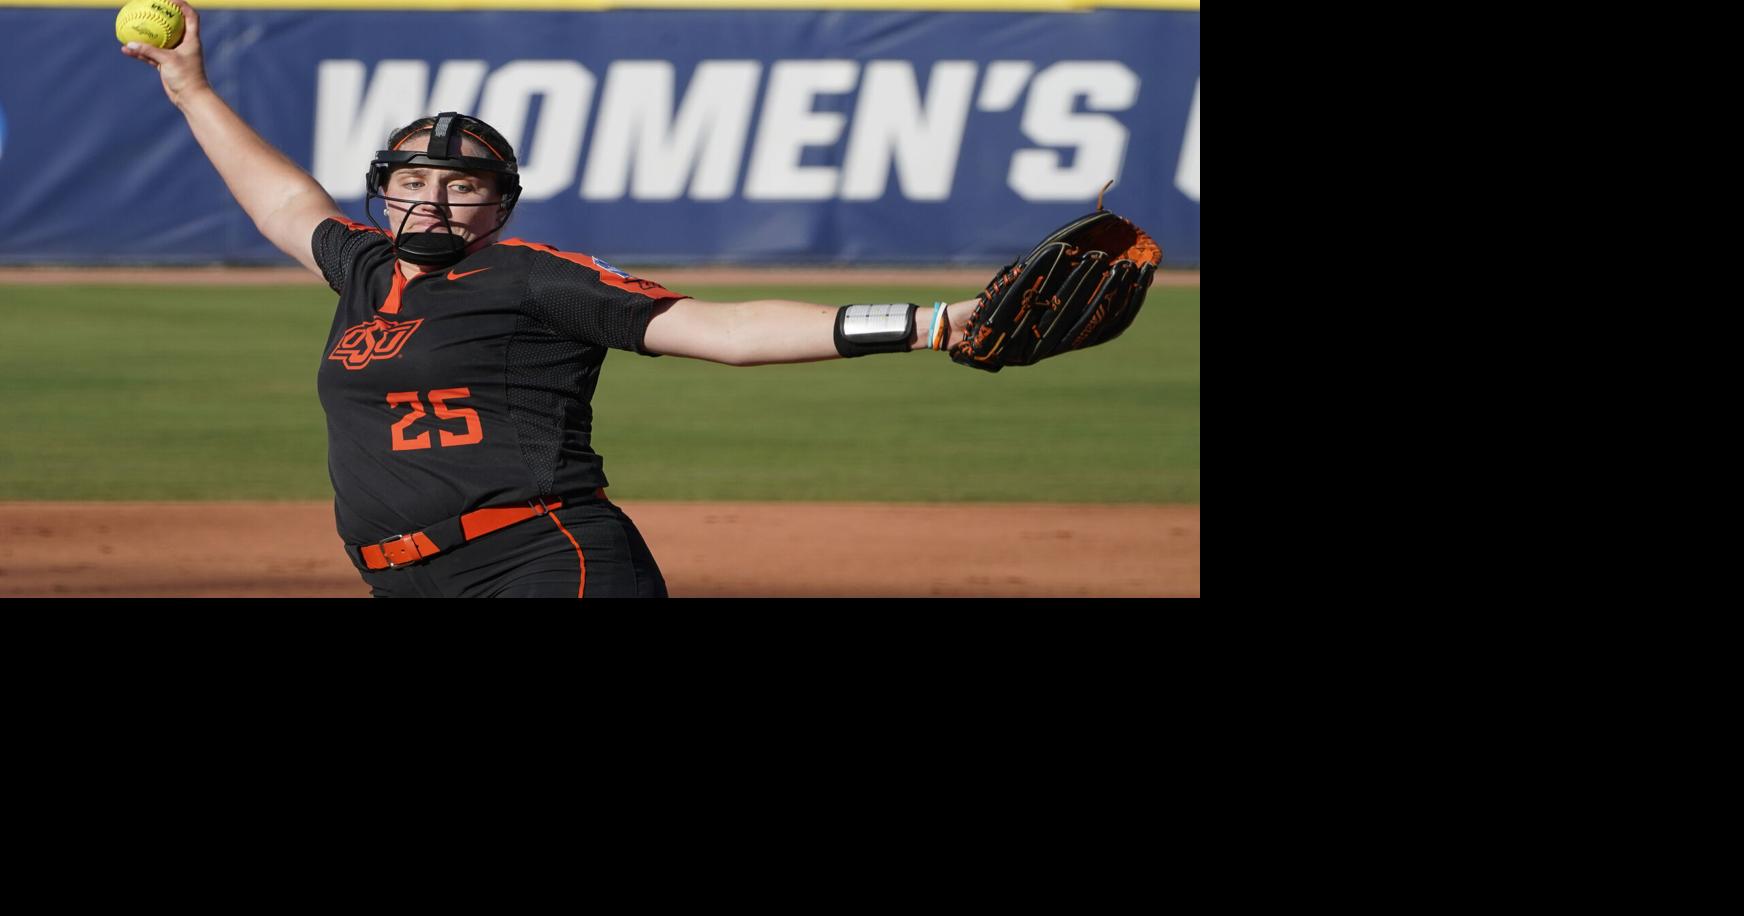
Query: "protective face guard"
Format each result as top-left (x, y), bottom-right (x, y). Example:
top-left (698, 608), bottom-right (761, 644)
top-left (365, 112), bottom-right (523, 268)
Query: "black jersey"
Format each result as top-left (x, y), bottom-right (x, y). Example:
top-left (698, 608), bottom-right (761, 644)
top-left (311, 217), bottom-right (683, 546)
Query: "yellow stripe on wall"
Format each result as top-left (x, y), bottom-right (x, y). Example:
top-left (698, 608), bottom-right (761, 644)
top-left (1, 1), bottom-right (1200, 11)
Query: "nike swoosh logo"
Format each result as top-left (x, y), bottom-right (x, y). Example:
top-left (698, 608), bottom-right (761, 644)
top-left (448, 268), bottom-right (493, 281)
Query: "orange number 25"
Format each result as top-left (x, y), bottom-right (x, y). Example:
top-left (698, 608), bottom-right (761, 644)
top-left (387, 388), bottom-right (483, 451)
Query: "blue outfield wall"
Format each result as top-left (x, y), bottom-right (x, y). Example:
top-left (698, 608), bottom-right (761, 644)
top-left (0, 8), bottom-right (1199, 266)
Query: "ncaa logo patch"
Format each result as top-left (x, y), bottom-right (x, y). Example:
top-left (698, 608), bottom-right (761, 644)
top-left (329, 317), bottom-right (424, 370)
top-left (591, 256), bottom-right (631, 280)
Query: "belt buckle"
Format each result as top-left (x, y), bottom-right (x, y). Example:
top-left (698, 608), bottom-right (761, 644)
top-left (377, 533), bottom-right (418, 569)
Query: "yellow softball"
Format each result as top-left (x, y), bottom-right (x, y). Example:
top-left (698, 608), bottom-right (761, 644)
top-left (116, 0), bottom-right (185, 49)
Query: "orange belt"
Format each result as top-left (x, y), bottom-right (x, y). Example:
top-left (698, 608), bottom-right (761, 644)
top-left (354, 490), bottom-right (601, 570)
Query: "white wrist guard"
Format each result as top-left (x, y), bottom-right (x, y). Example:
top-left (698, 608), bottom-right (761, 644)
top-left (834, 303), bottom-right (917, 357)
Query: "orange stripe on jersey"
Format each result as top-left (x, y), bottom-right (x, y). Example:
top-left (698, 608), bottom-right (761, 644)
top-left (497, 238), bottom-right (683, 300)
top-left (332, 216), bottom-right (389, 237)
top-left (380, 267), bottom-right (408, 315)
top-left (547, 512), bottom-right (588, 598)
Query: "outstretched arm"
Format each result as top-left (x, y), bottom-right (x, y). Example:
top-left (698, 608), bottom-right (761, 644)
top-left (120, 0), bottom-right (341, 276)
top-left (642, 296), bottom-right (978, 366)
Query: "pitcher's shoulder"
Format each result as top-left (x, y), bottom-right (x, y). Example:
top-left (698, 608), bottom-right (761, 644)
top-left (494, 238), bottom-right (682, 300)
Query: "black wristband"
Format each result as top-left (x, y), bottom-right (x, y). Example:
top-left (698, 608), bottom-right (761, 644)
top-left (834, 303), bottom-right (918, 358)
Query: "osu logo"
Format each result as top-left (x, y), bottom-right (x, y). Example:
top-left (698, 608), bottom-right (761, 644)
top-left (329, 317), bottom-right (423, 370)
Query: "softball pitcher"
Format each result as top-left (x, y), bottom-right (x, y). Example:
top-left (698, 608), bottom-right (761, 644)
top-left (123, 0), bottom-right (982, 597)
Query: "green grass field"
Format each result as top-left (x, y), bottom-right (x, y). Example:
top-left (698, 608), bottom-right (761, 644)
top-left (0, 282), bottom-right (1199, 502)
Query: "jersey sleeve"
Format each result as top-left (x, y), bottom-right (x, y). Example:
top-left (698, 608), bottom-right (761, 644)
top-left (514, 241), bottom-right (685, 354)
top-left (311, 218), bottom-right (392, 294)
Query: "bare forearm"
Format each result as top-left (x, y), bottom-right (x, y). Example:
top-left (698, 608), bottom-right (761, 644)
top-left (721, 300), bottom-right (941, 366)
top-left (176, 87), bottom-right (334, 228)
top-left (719, 300), bottom-right (833, 366)
top-left (122, 2), bottom-right (336, 274)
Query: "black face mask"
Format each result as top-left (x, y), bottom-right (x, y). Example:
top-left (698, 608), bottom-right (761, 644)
top-left (364, 112), bottom-right (523, 269)
top-left (374, 192), bottom-right (508, 268)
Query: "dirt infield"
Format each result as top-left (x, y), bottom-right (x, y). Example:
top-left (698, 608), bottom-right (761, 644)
top-left (0, 266), bottom-right (1200, 288)
top-left (0, 501), bottom-right (1199, 598)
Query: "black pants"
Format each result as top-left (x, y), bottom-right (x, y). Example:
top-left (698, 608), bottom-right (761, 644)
top-left (353, 499), bottom-right (667, 598)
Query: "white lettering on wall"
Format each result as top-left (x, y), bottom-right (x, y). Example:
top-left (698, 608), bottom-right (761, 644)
top-left (314, 60), bottom-right (429, 198)
top-left (313, 57), bottom-right (1147, 205)
top-left (427, 61), bottom-right (489, 118)
top-left (1008, 62), bottom-right (1140, 202)
top-left (1176, 78), bottom-right (1200, 203)
top-left (743, 60), bottom-right (859, 200)
top-left (582, 61), bottom-right (761, 201)
top-left (476, 61), bottom-right (594, 200)
top-left (313, 59), bottom-right (488, 199)
top-left (841, 61), bottom-right (976, 201)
